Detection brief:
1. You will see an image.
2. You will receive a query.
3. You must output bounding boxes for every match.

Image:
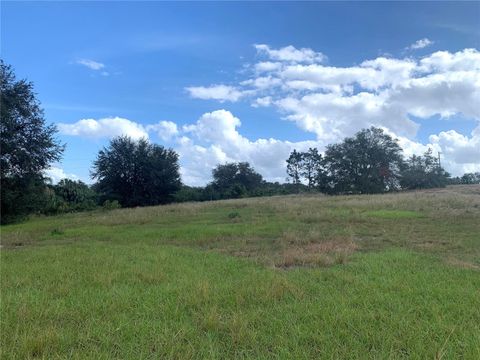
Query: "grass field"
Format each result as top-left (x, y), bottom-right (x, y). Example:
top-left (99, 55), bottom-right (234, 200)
top-left (1, 185), bottom-right (480, 359)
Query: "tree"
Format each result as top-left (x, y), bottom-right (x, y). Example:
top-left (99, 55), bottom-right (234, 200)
top-left (301, 148), bottom-right (323, 188)
top-left (286, 149), bottom-right (303, 190)
top-left (53, 179), bottom-right (97, 212)
top-left (400, 149), bottom-right (450, 189)
top-left (211, 162), bottom-right (263, 198)
top-left (323, 127), bottom-right (405, 194)
top-left (460, 172), bottom-right (480, 185)
top-left (1, 61), bottom-right (64, 223)
top-left (92, 136), bottom-right (181, 207)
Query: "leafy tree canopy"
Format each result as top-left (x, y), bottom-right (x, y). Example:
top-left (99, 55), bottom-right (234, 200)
top-left (1, 61), bottom-right (64, 223)
top-left (323, 127), bottom-right (405, 194)
top-left (400, 149), bottom-right (450, 189)
top-left (92, 136), bottom-right (181, 207)
top-left (211, 162), bottom-right (263, 198)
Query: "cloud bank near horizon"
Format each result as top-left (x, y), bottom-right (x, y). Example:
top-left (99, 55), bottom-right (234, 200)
top-left (57, 44), bottom-right (480, 185)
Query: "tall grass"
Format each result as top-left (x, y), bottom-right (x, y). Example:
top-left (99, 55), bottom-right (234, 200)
top-left (1, 185), bottom-right (479, 358)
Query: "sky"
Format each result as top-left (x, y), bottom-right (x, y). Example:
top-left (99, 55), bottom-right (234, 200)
top-left (2, 1), bottom-right (480, 185)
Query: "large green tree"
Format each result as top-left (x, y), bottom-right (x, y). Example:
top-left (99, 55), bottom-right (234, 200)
top-left (400, 149), bottom-right (450, 189)
top-left (1, 61), bottom-right (64, 223)
top-left (211, 162), bottom-right (263, 198)
top-left (461, 172), bottom-right (480, 185)
top-left (91, 136), bottom-right (181, 207)
top-left (322, 127), bottom-right (405, 194)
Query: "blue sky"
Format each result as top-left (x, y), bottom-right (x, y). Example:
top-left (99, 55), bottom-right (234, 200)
top-left (2, 2), bottom-right (480, 184)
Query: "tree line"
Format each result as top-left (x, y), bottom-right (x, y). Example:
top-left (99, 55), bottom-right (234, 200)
top-left (2, 61), bottom-right (479, 224)
top-left (286, 127), bottom-right (453, 194)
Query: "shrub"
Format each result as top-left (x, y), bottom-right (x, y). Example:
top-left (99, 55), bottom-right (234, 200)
top-left (102, 200), bottom-right (121, 210)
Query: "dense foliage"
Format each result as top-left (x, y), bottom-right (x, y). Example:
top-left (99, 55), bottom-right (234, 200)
top-left (92, 136), bottom-right (181, 207)
top-left (450, 172), bottom-right (480, 185)
top-left (210, 162), bottom-right (263, 199)
top-left (1, 61), bottom-right (64, 223)
top-left (173, 164), bottom-right (304, 203)
top-left (44, 179), bottom-right (98, 214)
top-left (400, 149), bottom-right (450, 189)
top-left (286, 127), bottom-right (451, 194)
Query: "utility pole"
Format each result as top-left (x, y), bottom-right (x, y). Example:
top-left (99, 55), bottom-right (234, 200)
top-left (438, 151), bottom-right (442, 168)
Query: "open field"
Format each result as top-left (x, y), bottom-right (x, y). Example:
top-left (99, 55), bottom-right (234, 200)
top-left (1, 185), bottom-right (480, 359)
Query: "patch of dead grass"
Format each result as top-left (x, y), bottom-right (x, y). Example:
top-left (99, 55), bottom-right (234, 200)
top-left (275, 239), bottom-right (358, 269)
top-left (445, 258), bottom-right (480, 270)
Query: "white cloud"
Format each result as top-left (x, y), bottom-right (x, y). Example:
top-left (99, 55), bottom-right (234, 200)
top-left (146, 121), bottom-right (178, 141)
top-left (407, 38), bottom-right (434, 50)
top-left (429, 126), bottom-right (480, 166)
top-left (186, 85), bottom-right (244, 102)
top-left (252, 96), bottom-right (273, 108)
top-left (419, 48), bottom-right (480, 72)
top-left (241, 76), bottom-right (282, 90)
top-left (44, 166), bottom-right (79, 184)
top-left (255, 61), bottom-right (283, 73)
top-left (58, 117), bottom-right (149, 140)
top-left (177, 110), bottom-right (479, 183)
top-left (254, 44), bottom-right (326, 63)
top-left (61, 45), bottom-right (480, 182)
top-left (181, 44), bottom-right (480, 178)
top-left (177, 110), bottom-right (319, 185)
top-left (57, 109), bottom-right (480, 185)
top-left (388, 71), bottom-right (480, 120)
top-left (76, 59), bottom-right (105, 70)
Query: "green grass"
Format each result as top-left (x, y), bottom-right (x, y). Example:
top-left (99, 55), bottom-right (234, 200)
top-left (1, 185), bottom-right (480, 358)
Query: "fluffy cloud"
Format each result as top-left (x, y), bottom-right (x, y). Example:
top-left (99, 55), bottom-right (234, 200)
top-left (58, 109), bottom-right (480, 185)
top-left (254, 44), bottom-right (326, 63)
top-left (183, 44), bottom-right (480, 178)
top-left (146, 121), bottom-right (178, 141)
top-left (61, 45), bottom-right (480, 183)
top-left (178, 110), bottom-right (319, 185)
top-left (76, 59), bottom-right (105, 70)
top-left (407, 38), bottom-right (434, 50)
top-left (44, 166), bottom-right (79, 184)
top-left (430, 126), bottom-right (480, 166)
top-left (255, 61), bottom-right (283, 73)
top-left (58, 117), bottom-right (149, 140)
top-left (58, 111), bottom-right (320, 185)
top-left (186, 85), bottom-right (245, 102)
top-left (419, 48), bottom-right (480, 72)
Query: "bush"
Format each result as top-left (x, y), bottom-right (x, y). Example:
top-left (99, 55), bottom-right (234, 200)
top-left (102, 200), bottom-right (121, 210)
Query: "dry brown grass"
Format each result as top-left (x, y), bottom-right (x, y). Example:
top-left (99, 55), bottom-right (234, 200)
top-left (274, 238), bottom-right (358, 268)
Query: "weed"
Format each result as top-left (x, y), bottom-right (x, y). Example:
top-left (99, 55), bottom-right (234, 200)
top-left (50, 227), bottom-right (65, 236)
top-left (228, 211), bottom-right (241, 219)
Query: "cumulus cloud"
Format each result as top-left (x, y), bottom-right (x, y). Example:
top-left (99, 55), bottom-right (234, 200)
top-left (254, 44), bottom-right (326, 63)
top-left (182, 44), bottom-right (480, 177)
top-left (186, 85), bottom-right (245, 102)
top-left (419, 48), bottom-right (480, 72)
top-left (76, 59), bottom-right (105, 70)
top-left (255, 61), bottom-right (283, 73)
top-left (61, 45), bottom-right (480, 183)
top-left (58, 117), bottom-right (149, 140)
top-left (177, 110), bottom-right (319, 185)
top-left (407, 38), bottom-right (434, 50)
top-left (429, 126), bottom-right (480, 166)
top-left (44, 166), bottom-right (79, 184)
top-left (58, 109), bottom-right (480, 185)
top-left (146, 121), bottom-right (178, 141)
